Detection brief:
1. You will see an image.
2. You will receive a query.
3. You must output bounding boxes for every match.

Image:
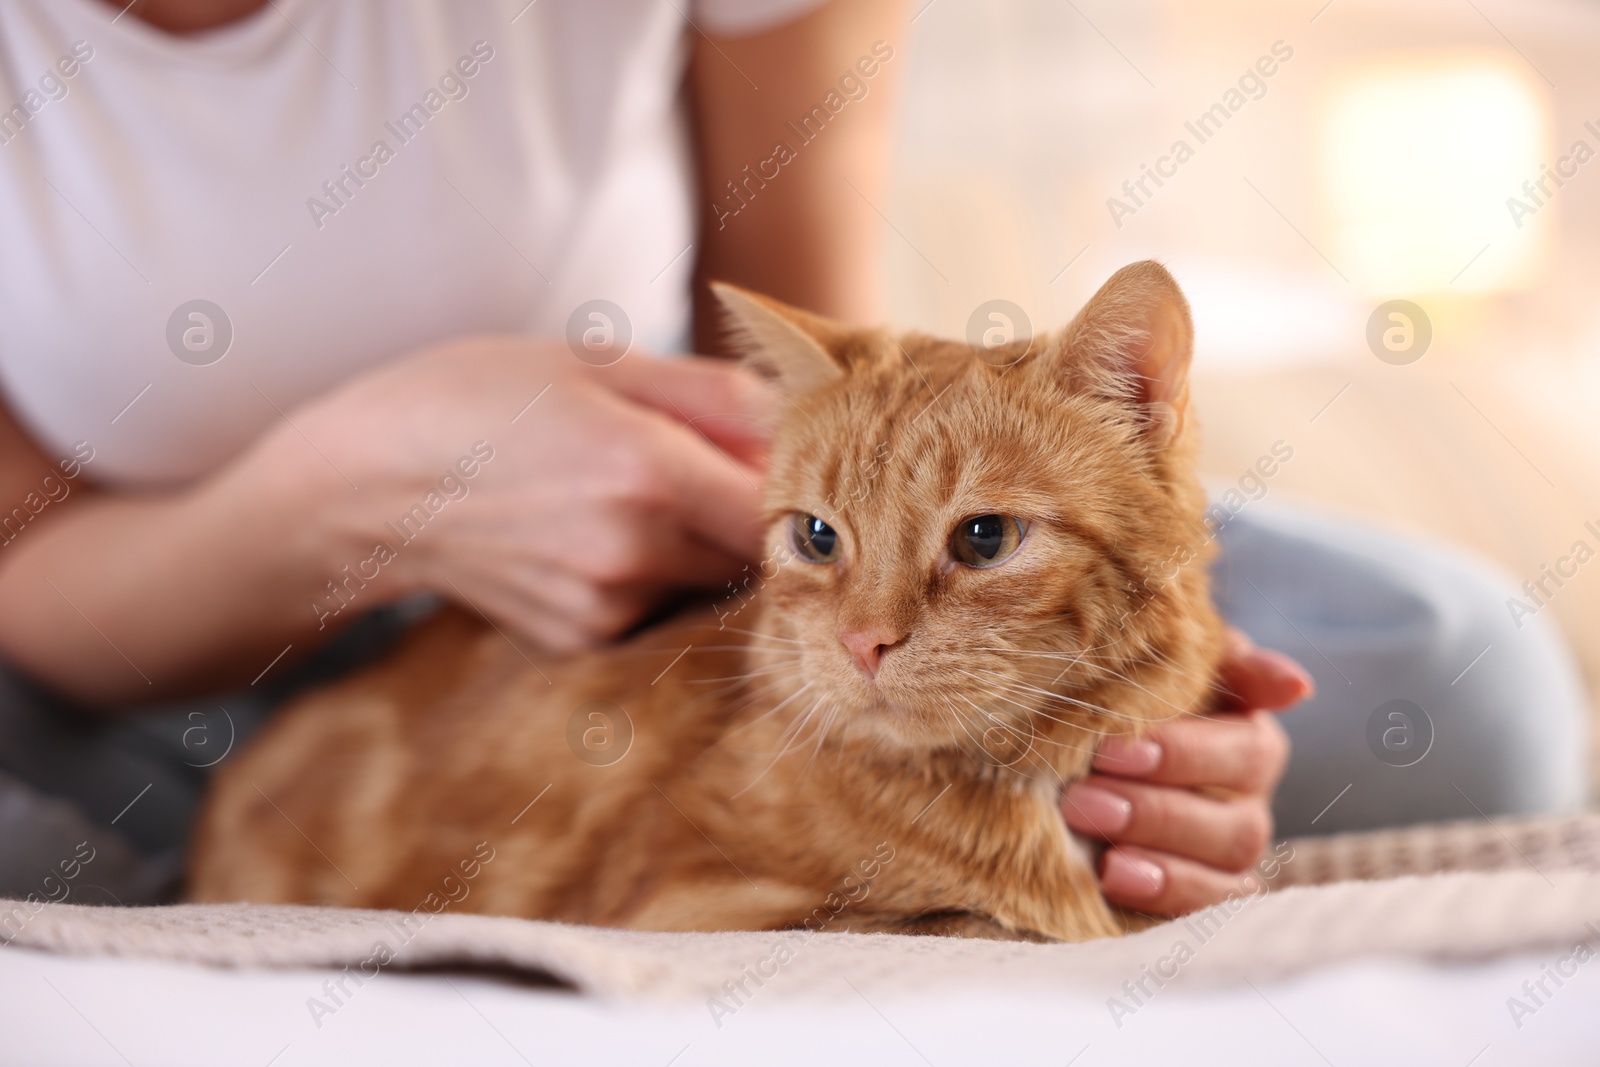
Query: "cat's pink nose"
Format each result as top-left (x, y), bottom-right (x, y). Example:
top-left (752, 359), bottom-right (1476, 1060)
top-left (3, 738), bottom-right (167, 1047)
top-left (838, 627), bottom-right (901, 678)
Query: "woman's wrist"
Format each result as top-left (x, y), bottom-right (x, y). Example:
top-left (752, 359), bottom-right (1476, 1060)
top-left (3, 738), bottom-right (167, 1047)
top-left (204, 421), bottom-right (397, 624)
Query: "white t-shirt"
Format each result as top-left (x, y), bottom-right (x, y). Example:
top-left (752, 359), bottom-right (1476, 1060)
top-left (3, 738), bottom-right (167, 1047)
top-left (0, 0), bottom-right (821, 486)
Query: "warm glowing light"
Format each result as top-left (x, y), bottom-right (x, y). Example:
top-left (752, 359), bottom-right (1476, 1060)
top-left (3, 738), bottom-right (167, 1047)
top-left (1320, 53), bottom-right (1548, 296)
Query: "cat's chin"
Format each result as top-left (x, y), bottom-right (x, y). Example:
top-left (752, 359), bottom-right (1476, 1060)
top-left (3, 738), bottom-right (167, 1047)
top-left (831, 690), bottom-right (1014, 758)
top-left (804, 687), bottom-right (933, 747)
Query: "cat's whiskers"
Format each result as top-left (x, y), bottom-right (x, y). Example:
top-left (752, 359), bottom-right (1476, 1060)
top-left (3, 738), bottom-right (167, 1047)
top-left (1005, 648), bottom-right (1230, 718)
top-left (714, 623), bottom-right (799, 638)
top-left (983, 702), bottom-right (1103, 747)
top-left (1036, 686), bottom-right (1189, 727)
top-left (944, 692), bottom-right (1015, 757)
top-left (972, 640), bottom-right (1121, 660)
top-left (1043, 687), bottom-right (1192, 726)
top-left (731, 691), bottom-right (828, 799)
top-left (718, 672), bottom-right (801, 714)
top-left (954, 666), bottom-right (1188, 730)
top-left (712, 625), bottom-right (804, 646)
top-left (953, 667), bottom-right (1115, 721)
top-left (948, 692), bottom-right (1097, 759)
top-left (1058, 662), bottom-right (1194, 718)
top-left (718, 678), bottom-right (814, 744)
top-left (1016, 708), bottom-right (1114, 751)
top-left (692, 657), bottom-right (798, 695)
top-left (972, 666), bottom-right (1148, 717)
top-left (689, 662), bottom-right (803, 684)
top-left (801, 700), bottom-right (845, 775)
top-left (951, 684), bottom-right (1106, 756)
top-left (940, 694), bottom-right (1094, 777)
top-left (971, 643), bottom-right (1134, 688)
top-left (1138, 645), bottom-right (1234, 699)
top-left (689, 643), bottom-right (801, 657)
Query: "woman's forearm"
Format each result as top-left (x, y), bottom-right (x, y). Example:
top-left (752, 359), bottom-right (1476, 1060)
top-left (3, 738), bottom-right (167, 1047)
top-left (0, 433), bottom-right (359, 706)
top-left (690, 0), bottom-right (906, 346)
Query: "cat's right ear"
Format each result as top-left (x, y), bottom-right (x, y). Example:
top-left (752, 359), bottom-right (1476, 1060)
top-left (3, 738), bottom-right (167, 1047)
top-left (1051, 260), bottom-right (1195, 446)
top-left (710, 282), bottom-right (846, 397)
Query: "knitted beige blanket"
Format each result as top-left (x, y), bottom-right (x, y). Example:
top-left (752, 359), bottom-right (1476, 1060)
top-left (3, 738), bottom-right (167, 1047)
top-left (6, 812), bottom-right (1600, 1000)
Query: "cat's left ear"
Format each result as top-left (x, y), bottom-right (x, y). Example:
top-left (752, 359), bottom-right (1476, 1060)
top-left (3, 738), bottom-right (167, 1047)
top-left (710, 282), bottom-right (848, 398)
top-left (1049, 260), bottom-right (1194, 445)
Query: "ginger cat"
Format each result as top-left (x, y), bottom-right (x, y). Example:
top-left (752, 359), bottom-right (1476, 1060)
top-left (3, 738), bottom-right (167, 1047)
top-left (189, 261), bottom-right (1225, 942)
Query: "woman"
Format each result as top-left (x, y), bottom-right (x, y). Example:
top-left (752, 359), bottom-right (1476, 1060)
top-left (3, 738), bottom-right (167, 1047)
top-left (0, 0), bottom-right (1583, 918)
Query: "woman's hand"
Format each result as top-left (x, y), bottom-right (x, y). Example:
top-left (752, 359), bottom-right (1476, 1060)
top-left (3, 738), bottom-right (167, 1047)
top-left (1060, 630), bottom-right (1312, 916)
top-left (288, 335), bottom-right (776, 651)
top-left (0, 332), bottom-right (774, 705)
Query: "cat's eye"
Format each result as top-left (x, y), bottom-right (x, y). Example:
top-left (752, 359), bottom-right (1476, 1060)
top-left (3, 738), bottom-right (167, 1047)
top-left (951, 514), bottom-right (1027, 568)
top-left (789, 513), bottom-right (842, 563)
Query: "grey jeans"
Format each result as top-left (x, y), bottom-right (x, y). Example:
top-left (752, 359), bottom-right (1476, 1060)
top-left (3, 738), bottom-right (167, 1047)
top-left (0, 506), bottom-right (1588, 905)
top-left (1213, 502), bottom-right (1588, 836)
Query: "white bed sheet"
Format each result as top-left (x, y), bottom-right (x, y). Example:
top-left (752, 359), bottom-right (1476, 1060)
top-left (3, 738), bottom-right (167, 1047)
top-left (3, 945), bottom-right (1596, 1066)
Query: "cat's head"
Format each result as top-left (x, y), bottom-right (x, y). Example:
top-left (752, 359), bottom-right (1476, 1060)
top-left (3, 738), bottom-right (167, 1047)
top-left (716, 262), bottom-right (1223, 777)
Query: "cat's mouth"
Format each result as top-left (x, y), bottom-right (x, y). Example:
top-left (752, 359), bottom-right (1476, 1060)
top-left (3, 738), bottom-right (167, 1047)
top-left (742, 624), bottom-right (1068, 761)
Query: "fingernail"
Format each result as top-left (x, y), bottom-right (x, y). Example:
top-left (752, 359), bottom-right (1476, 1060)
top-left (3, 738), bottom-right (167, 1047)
top-left (1061, 783), bottom-right (1133, 835)
top-left (1251, 649), bottom-right (1315, 698)
top-left (1102, 852), bottom-right (1166, 901)
top-left (1094, 738), bottom-right (1162, 776)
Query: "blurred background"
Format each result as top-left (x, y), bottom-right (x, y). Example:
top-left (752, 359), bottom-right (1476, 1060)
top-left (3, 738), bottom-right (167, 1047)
top-left (885, 0), bottom-right (1600, 777)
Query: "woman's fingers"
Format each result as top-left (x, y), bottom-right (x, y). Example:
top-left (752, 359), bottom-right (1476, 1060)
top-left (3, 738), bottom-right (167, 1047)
top-left (1217, 628), bottom-right (1314, 710)
top-left (421, 357), bottom-right (771, 650)
top-left (659, 441), bottom-right (768, 563)
top-left (590, 405), bottom-right (767, 565)
top-left (1066, 705), bottom-right (1291, 916)
top-left (562, 505), bottom-right (752, 594)
top-left (598, 354), bottom-right (776, 464)
top-left (1099, 845), bottom-right (1258, 916)
top-left (452, 534), bottom-right (745, 652)
top-left (1093, 710), bottom-right (1291, 794)
top-left (1046, 632), bottom-right (1306, 919)
top-left (1062, 777), bottom-right (1274, 873)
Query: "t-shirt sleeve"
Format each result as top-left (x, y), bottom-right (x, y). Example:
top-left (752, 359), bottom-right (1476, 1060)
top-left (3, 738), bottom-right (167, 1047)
top-left (690, 0), bottom-right (829, 37)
